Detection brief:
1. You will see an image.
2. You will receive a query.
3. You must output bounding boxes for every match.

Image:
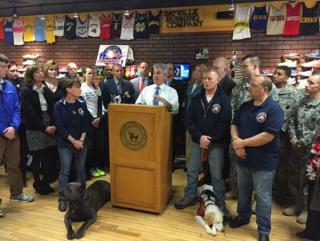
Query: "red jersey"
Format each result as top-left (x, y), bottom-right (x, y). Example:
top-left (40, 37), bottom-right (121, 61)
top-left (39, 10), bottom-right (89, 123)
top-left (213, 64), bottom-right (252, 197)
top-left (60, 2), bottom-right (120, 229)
top-left (283, 3), bottom-right (302, 36)
top-left (100, 15), bottom-right (111, 40)
top-left (0, 19), bottom-right (4, 40)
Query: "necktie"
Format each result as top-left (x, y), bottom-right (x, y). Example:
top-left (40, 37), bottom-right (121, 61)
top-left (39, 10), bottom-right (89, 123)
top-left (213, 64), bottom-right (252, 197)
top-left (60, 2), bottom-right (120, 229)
top-left (139, 77), bottom-right (145, 92)
top-left (117, 82), bottom-right (122, 94)
top-left (153, 86), bottom-right (160, 106)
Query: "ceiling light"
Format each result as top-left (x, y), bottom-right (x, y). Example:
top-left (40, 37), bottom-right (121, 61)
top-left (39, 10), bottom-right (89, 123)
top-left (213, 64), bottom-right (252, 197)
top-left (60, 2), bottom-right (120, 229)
top-left (40, 14), bottom-right (45, 20)
top-left (124, 9), bottom-right (130, 16)
top-left (12, 7), bottom-right (18, 18)
top-left (73, 12), bottom-right (79, 18)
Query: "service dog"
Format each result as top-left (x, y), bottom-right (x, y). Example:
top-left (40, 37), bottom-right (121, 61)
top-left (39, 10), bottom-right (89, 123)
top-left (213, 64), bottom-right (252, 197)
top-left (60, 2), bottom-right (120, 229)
top-left (63, 180), bottom-right (111, 240)
top-left (195, 184), bottom-right (224, 236)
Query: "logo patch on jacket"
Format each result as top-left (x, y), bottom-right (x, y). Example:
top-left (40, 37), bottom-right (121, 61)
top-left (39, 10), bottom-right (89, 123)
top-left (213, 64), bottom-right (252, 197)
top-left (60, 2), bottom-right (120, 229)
top-left (256, 112), bottom-right (267, 123)
top-left (78, 108), bottom-right (84, 116)
top-left (211, 104), bottom-right (221, 113)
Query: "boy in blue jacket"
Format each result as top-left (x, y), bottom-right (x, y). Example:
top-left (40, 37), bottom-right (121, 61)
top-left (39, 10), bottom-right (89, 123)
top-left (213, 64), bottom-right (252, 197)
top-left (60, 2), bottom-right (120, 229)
top-left (0, 54), bottom-right (33, 217)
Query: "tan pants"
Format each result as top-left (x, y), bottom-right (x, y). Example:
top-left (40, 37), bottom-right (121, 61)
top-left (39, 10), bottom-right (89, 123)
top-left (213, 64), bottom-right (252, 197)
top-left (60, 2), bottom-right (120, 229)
top-left (0, 135), bottom-right (22, 197)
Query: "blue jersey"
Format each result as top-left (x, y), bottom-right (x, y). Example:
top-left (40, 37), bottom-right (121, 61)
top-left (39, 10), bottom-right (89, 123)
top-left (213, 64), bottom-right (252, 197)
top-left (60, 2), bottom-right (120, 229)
top-left (34, 17), bottom-right (46, 41)
top-left (250, 6), bottom-right (267, 30)
top-left (4, 20), bottom-right (13, 44)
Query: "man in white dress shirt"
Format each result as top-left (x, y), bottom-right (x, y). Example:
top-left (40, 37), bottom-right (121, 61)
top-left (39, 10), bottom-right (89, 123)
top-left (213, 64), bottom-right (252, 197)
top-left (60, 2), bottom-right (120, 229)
top-left (135, 63), bottom-right (179, 114)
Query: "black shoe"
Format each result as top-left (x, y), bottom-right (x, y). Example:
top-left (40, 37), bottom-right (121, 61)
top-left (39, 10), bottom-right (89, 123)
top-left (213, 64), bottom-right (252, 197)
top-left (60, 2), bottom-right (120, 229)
top-left (174, 197), bottom-right (198, 209)
top-left (229, 216), bottom-right (250, 228)
top-left (258, 234), bottom-right (269, 241)
top-left (58, 201), bottom-right (67, 212)
top-left (222, 206), bottom-right (232, 222)
top-left (296, 230), bottom-right (320, 240)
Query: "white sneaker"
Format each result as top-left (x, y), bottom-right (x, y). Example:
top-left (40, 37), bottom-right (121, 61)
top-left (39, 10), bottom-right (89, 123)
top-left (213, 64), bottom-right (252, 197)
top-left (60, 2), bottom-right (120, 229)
top-left (301, 60), bottom-right (320, 68)
top-left (10, 193), bottom-right (34, 203)
top-left (283, 205), bottom-right (298, 216)
top-left (296, 209), bottom-right (307, 224)
top-left (298, 70), bottom-right (313, 77)
top-left (278, 60), bottom-right (297, 68)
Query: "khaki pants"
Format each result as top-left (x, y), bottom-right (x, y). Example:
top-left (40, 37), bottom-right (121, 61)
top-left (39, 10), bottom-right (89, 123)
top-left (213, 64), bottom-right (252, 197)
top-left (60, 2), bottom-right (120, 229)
top-left (0, 135), bottom-right (22, 197)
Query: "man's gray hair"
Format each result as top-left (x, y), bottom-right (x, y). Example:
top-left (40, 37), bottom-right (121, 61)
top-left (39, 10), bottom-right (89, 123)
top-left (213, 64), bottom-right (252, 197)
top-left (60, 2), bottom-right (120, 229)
top-left (213, 56), bottom-right (229, 69)
top-left (260, 75), bottom-right (273, 92)
top-left (153, 63), bottom-right (168, 76)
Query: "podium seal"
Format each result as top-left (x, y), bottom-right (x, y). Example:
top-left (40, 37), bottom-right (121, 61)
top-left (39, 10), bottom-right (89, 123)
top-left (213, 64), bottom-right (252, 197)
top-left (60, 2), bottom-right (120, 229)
top-left (120, 121), bottom-right (147, 150)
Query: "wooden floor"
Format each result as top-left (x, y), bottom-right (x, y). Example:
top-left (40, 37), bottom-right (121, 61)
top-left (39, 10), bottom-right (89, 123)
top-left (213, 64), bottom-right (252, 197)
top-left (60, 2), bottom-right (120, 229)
top-left (0, 169), bottom-right (305, 241)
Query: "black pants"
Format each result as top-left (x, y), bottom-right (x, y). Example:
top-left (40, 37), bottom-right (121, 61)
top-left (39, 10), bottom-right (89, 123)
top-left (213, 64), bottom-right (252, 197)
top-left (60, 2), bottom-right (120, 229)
top-left (18, 125), bottom-right (29, 180)
top-left (86, 122), bottom-right (105, 171)
top-left (304, 182), bottom-right (320, 240)
top-left (31, 146), bottom-right (57, 188)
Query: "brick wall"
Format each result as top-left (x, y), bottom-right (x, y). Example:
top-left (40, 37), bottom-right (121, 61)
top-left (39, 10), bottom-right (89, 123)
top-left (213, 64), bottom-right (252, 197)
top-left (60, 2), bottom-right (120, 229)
top-left (0, 30), bottom-right (319, 70)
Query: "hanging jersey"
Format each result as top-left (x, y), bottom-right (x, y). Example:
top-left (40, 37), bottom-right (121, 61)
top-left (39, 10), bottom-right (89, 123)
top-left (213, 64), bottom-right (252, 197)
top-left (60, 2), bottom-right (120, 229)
top-left (111, 13), bottom-right (122, 38)
top-left (266, 4), bottom-right (286, 35)
top-left (54, 16), bottom-right (64, 37)
top-left (34, 17), bottom-right (46, 41)
top-left (76, 16), bottom-right (88, 38)
top-left (300, 2), bottom-right (319, 35)
top-left (232, 6), bottom-right (251, 40)
top-left (88, 15), bottom-right (100, 37)
top-left (24, 16), bottom-right (34, 42)
top-left (4, 20), bottom-right (13, 44)
top-left (148, 10), bottom-right (161, 34)
top-left (100, 15), bottom-right (111, 39)
top-left (250, 6), bottom-right (267, 29)
top-left (120, 12), bottom-right (135, 40)
top-left (13, 17), bottom-right (24, 45)
top-left (46, 16), bottom-right (55, 44)
top-left (64, 15), bottom-right (76, 39)
top-left (0, 19), bottom-right (5, 40)
top-left (283, 3), bottom-right (302, 36)
top-left (134, 12), bottom-right (149, 38)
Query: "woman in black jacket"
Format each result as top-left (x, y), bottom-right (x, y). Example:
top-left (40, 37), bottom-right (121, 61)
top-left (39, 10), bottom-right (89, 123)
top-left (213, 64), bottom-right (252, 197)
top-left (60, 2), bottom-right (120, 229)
top-left (20, 65), bottom-right (57, 195)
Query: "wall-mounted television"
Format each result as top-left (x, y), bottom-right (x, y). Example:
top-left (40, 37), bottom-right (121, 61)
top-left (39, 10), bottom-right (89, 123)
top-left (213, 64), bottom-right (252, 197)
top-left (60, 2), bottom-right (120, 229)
top-left (173, 63), bottom-right (190, 81)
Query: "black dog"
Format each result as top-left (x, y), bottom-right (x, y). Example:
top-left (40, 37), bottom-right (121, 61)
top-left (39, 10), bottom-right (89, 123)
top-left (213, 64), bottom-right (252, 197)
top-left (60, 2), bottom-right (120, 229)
top-left (63, 180), bottom-right (111, 240)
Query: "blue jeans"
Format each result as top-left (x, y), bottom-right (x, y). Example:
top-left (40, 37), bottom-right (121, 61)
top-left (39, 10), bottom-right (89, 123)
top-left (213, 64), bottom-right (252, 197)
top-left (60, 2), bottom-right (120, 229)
top-left (237, 164), bottom-right (275, 235)
top-left (58, 146), bottom-right (87, 191)
top-left (184, 141), bottom-right (226, 208)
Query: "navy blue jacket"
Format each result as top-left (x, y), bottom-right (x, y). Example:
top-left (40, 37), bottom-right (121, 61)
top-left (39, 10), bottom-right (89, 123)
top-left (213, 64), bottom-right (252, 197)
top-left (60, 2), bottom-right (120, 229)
top-left (54, 98), bottom-right (90, 148)
top-left (101, 78), bottom-right (135, 109)
top-left (186, 86), bottom-right (231, 144)
top-left (0, 80), bottom-right (20, 134)
top-left (233, 97), bottom-right (284, 170)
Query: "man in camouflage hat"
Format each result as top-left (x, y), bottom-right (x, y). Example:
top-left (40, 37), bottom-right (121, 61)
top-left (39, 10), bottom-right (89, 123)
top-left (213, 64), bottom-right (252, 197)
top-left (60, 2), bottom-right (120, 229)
top-left (286, 71), bottom-right (320, 224)
top-left (272, 66), bottom-right (304, 202)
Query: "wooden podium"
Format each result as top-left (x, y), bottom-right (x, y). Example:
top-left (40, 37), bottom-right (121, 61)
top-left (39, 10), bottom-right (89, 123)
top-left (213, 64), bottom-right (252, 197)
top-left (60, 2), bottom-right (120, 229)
top-left (108, 104), bottom-right (172, 214)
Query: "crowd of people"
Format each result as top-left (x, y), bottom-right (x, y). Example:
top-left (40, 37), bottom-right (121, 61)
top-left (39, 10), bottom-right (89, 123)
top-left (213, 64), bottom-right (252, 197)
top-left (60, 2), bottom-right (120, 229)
top-left (0, 52), bottom-right (319, 241)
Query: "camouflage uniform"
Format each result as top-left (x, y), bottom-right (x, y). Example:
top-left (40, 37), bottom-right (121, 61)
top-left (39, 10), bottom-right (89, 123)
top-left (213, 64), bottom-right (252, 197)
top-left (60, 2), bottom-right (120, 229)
top-left (287, 96), bottom-right (320, 208)
top-left (273, 85), bottom-right (304, 202)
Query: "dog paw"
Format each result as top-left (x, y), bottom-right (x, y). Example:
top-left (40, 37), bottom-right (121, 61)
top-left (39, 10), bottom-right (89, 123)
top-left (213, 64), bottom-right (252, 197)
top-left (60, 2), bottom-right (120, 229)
top-left (76, 230), bottom-right (85, 239)
top-left (67, 231), bottom-right (76, 240)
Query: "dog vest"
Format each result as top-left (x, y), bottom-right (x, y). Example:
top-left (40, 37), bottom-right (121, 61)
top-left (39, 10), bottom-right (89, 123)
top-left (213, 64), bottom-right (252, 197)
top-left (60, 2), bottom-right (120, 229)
top-left (197, 190), bottom-right (217, 217)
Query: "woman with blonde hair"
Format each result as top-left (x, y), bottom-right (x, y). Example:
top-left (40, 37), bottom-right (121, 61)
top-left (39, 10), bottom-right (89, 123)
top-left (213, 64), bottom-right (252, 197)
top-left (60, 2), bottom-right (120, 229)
top-left (43, 60), bottom-right (63, 102)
